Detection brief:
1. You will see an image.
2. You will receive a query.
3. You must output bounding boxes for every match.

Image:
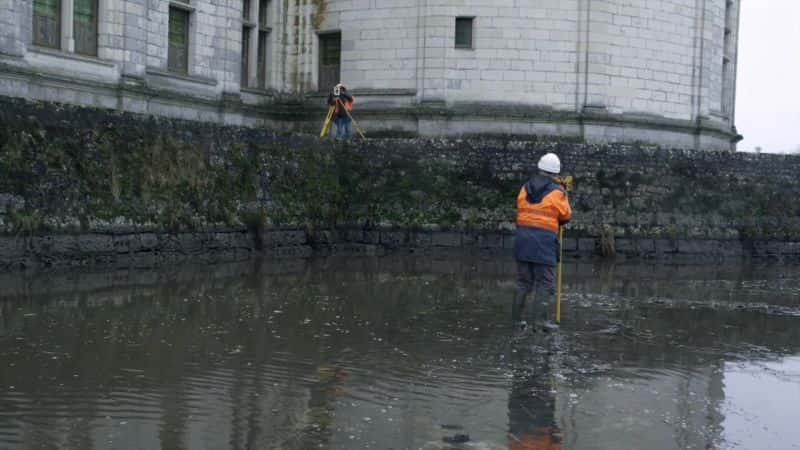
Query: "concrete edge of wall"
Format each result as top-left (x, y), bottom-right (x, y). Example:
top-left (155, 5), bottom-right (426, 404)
top-left (2, 228), bottom-right (798, 273)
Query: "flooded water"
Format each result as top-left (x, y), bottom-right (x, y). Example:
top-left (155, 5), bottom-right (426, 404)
top-left (1, 255), bottom-right (800, 450)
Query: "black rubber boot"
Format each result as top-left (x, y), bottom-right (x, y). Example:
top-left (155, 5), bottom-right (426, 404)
top-left (526, 296), bottom-right (543, 332)
top-left (511, 291), bottom-right (527, 323)
top-left (535, 289), bottom-right (559, 332)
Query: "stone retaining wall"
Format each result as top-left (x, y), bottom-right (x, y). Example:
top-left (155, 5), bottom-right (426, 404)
top-left (2, 96), bottom-right (800, 271)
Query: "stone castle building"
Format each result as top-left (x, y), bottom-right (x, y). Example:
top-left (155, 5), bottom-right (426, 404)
top-left (0, 0), bottom-right (741, 149)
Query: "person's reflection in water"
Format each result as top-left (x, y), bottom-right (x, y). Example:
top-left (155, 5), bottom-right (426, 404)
top-left (507, 340), bottom-right (563, 450)
top-left (283, 366), bottom-right (348, 449)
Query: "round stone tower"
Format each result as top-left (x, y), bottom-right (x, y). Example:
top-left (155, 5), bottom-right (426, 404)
top-left (314, 0), bottom-right (741, 150)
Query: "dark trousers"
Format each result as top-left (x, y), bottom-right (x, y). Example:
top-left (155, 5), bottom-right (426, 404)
top-left (513, 261), bottom-right (555, 322)
top-left (334, 116), bottom-right (352, 139)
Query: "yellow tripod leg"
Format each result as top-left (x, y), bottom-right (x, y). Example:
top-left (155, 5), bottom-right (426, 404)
top-left (320, 106), bottom-right (334, 137)
top-left (556, 226), bottom-right (564, 324)
top-left (338, 99), bottom-right (366, 139)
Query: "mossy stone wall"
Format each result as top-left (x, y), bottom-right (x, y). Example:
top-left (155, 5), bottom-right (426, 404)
top-left (2, 96), bottom-right (800, 268)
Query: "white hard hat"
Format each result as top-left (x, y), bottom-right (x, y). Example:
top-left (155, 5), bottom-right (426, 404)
top-left (537, 153), bottom-right (561, 174)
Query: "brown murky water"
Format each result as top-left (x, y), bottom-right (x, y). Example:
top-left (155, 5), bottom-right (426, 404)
top-left (1, 255), bottom-right (799, 450)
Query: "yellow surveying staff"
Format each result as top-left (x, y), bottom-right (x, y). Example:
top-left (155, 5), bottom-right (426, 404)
top-left (512, 153), bottom-right (573, 333)
top-left (553, 175), bottom-right (572, 324)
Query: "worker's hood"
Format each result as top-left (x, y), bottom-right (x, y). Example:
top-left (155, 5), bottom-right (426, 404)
top-left (524, 175), bottom-right (561, 204)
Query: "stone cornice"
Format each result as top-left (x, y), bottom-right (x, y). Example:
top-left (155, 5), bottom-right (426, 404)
top-left (0, 61), bottom-right (740, 143)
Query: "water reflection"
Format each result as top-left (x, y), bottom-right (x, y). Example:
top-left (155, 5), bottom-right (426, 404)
top-left (0, 255), bottom-right (799, 449)
top-left (722, 357), bottom-right (800, 450)
top-left (508, 340), bottom-right (563, 450)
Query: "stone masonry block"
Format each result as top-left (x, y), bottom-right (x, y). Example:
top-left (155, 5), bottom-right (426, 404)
top-left (409, 232), bottom-right (433, 247)
top-left (431, 232), bottom-right (462, 247)
top-left (615, 238), bottom-right (637, 253)
top-left (0, 236), bottom-right (26, 259)
top-left (676, 239), bottom-right (716, 254)
top-left (260, 230), bottom-right (307, 247)
top-left (636, 239), bottom-right (656, 253)
top-left (655, 239), bottom-right (677, 254)
top-left (481, 233), bottom-right (505, 249)
top-left (78, 234), bottom-right (114, 255)
top-left (578, 238), bottom-right (597, 253)
top-left (380, 230), bottom-right (408, 247)
top-left (177, 233), bottom-right (206, 252)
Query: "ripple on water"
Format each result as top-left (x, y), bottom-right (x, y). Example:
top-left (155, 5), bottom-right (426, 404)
top-left (2, 259), bottom-right (800, 450)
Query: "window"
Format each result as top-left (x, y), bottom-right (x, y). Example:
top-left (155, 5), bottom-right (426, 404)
top-left (33, 0), bottom-right (61, 49)
top-left (241, 0), bottom-right (271, 90)
top-left (720, 1), bottom-right (735, 116)
top-left (241, 27), bottom-right (251, 87)
top-left (455, 17), bottom-right (473, 49)
top-left (257, 0), bottom-right (270, 88)
top-left (32, 0), bottom-right (98, 55)
top-left (74, 0), bottom-right (98, 56)
top-left (257, 31), bottom-right (268, 88)
top-left (241, 0), bottom-right (253, 87)
top-left (168, 7), bottom-right (190, 74)
top-left (258, 0), bottom-right (268, 28)
top-left (318, 32), bottom-right (341, 93)
top-left (242, 0), bottom-right (270, 89)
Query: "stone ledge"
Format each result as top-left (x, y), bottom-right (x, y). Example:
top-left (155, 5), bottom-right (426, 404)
top-left (4, 230), bottom-right (800, 273)
top-left (145, 67), bottom-right (218, 87)
top-left (305, 88), bottom-right (417, 98)
top-left (27, 46), bottom-right (117, 68)
top-left (241, 87), bottom-right (276, 96)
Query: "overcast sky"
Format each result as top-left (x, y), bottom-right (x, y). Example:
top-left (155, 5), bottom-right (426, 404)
top-left (735, 2), bottom-right (800, 153)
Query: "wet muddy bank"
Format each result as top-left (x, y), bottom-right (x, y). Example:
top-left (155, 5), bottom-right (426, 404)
top-left (2, 227), bottom-right (800, 273)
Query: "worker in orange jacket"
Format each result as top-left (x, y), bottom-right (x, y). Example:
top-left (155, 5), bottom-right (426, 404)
top-left (326, 83), bottom-right (354, 139)
top-left (512, 153), bottom-right (572, 332)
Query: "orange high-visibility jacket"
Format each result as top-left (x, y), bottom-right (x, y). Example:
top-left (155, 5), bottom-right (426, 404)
top-left (334, 96), bottom-right (353, 113)
top-left (516, 181), bottom-right (572, 233)
top-left (509, 430), bottom-right (563, 450)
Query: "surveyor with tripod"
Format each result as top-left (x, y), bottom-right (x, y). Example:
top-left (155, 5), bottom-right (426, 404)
top-left (326, 83), bottom-right (355, 139)
top-left (512, 153), bottom-right (572, 333)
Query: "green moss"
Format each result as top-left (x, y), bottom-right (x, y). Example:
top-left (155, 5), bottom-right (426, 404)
top-left (0, 120), bottom-right (264, 233)
top-left (3, 108), bottom-right (799, 240)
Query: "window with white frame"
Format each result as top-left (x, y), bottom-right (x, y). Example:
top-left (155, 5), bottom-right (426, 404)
top-left (256, 0), bottom-right (270, 89)
top-left (33, 0), bottom-right (98, 55)
top-left (74, 0), bottom-right (98, 56)
top-left (242, 0), bottom-right (254, 87)
top-left (33, 0), bottom-right (61, 49)
top-left (241, 0), bottom-right (271, 89)
top-left (168, 3), bottom-right (191, 74)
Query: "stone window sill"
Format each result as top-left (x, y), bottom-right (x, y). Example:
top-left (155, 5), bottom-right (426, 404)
top-left (27, 45), bottom-right (115, 68)
top-left (307, 88), bottom-right (417, 98)
top-left (145, 67), bottom-right (218, 86)
top-left (709, 110), bottom-right (730, 121)
top-left (241, 87), bottom-right (276, 96)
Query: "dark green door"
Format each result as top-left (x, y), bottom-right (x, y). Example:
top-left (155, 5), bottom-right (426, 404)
top-left (318, 32), bottom-right (341, 93)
